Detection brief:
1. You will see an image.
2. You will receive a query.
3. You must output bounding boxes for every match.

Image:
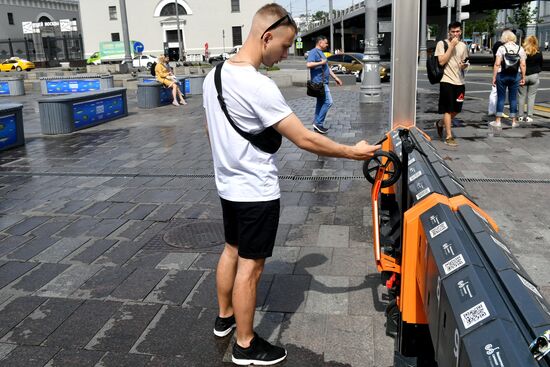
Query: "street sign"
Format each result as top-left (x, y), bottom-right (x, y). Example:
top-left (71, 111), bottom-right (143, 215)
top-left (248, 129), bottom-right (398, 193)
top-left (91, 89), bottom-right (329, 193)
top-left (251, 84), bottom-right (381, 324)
top-left (296, 37), bottom-right (302, 42)
top-left (296, 41), bottom-right (303, 49)
top-left (133, 41), bottom-right (144, 54)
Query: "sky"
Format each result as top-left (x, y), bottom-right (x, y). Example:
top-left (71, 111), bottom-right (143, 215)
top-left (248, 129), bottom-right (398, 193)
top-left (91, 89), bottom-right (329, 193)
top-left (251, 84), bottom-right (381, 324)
top-left (275, 0), bottom-right (358, 17)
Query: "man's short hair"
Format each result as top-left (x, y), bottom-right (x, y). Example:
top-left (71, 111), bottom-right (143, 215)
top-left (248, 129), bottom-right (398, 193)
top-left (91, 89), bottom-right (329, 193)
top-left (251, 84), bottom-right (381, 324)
top-left (448, 21), bottom-right (462, 30)
top-left (256, 3), bottom-right (298, 33)
top-left (316, 35), bottom-right (328, 44)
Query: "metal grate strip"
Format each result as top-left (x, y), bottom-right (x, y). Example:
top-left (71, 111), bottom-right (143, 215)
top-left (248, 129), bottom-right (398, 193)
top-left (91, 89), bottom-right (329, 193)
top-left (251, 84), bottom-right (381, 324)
top-left (1, 170), bottom-right (550, 184)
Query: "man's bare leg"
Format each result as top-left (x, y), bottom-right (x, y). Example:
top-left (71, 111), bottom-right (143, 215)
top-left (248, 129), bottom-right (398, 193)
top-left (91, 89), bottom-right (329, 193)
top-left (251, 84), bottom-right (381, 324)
top-left (233, 256), bottom-right (265, 348)
top-left (216, 243), bottom-right (239, 318)
top-left (443, 112), bottom-right (458, 139)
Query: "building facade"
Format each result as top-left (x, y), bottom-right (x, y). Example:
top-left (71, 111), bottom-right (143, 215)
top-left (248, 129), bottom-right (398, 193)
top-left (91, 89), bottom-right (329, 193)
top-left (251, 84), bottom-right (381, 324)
top-left (0, 0), bottom-right (81, 64)
top-left (497, 1), bottom-right (550, 46)
top-left (79, 0), bottom-right (271, 62)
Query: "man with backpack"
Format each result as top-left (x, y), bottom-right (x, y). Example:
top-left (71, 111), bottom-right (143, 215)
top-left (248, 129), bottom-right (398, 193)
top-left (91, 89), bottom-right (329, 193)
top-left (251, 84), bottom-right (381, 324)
top-left (434, 21), bottom-right (469, 146)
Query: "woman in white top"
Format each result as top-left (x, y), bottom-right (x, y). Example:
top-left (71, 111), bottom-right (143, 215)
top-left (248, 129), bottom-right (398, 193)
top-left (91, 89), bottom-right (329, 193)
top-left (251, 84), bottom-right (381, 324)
top-left (490, 30), bottom-right (526, 128)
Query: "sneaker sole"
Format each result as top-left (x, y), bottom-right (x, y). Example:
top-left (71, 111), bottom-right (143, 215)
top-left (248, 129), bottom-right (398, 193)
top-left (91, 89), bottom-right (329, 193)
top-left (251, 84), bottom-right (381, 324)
top-left (231, 352), bottom-right (287, 366)
top-left (213, 324), bottom-right (235, 337)
top-left (312, 125), bottom-right (328, 134)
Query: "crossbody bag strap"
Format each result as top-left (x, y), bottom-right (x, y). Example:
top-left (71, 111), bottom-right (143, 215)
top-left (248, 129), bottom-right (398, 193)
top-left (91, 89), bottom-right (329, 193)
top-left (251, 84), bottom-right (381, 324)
top-left (318, 49), bottom-right (326, 83)
top-left (214, 62), bottom-right (255, 141)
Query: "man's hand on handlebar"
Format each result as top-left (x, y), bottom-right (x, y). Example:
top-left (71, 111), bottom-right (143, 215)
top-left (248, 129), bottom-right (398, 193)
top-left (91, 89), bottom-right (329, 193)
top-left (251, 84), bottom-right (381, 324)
top-left (351, 140), bottom-right (381, 160)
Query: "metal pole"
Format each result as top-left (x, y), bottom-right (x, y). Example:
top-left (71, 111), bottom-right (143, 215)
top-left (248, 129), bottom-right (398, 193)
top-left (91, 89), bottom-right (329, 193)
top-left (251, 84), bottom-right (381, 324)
top-left (175, 0), bottom-right (183, 61)
top-left (447, 0), bottom-right (452, 28)
top-left (305, 0), bottom-right (308, 28)
top-left (419, 0), bottom-right (427, 65)
top-left (329, 0), bottom-right (334, 53)
top-left (118, 0), bottom-right (132, 63)
top-left (8, 38), bottom-right (14, 57)
top-left (360, 0), bottom-right (381, 103)
top-left (341, 17), bottom-right (345, 52)
top-left (222, 29), bottom-right (225, 53)
top-left (390, 0), bottom-right (420, 127)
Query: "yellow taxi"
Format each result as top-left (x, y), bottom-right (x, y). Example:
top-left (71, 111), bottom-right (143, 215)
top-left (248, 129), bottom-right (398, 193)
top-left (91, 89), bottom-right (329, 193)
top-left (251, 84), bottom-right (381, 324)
top-left (0, 57), bottom-right (35, 72)
top-left (327, 53), bottom-right (390, 81)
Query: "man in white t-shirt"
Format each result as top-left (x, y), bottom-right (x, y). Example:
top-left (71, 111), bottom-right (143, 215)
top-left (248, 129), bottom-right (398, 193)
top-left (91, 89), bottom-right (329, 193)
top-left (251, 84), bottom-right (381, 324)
top-left (203, 3), bottom-right (380, 365)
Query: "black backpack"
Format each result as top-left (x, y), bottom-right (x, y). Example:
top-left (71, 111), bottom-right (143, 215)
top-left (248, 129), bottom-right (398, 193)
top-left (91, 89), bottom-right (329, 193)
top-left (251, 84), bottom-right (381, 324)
top-left (150, 61), bottom-right (157, 76)
top-left (426, 40), bottom-right (448, 84)
top-left (502, 45), bottom-right (520, 74)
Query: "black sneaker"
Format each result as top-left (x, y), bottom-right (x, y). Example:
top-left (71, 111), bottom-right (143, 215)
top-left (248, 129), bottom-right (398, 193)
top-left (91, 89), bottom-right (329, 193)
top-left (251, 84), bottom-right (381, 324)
top-left (313, 124), bottom-right (328, 134)
top-left (232, 333), bottom-right (287, 366)
top-left (213, 315), bottom-right (236, 337)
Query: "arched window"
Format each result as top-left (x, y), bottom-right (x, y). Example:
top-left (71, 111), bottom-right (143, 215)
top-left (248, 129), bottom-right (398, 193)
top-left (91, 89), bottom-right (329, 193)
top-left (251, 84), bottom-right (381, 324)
top-left (39, 16), bottom-right (52, 22)
top-left (160, 3), bottom-right (187, 16)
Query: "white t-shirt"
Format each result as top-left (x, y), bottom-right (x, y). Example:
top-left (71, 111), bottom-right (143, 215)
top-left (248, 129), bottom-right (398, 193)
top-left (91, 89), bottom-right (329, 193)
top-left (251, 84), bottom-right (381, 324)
top-left (203, 62), bottom-right (293, 202)
top-left (496, 42), bottom-right (526, 73)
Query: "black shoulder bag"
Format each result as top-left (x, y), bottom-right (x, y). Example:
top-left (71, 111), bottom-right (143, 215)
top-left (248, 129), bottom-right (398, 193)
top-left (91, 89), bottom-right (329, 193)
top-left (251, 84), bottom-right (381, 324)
top-left (214, 62), bottom-right (282, 154)
top-left (306, 49), bottom-right (326, 98)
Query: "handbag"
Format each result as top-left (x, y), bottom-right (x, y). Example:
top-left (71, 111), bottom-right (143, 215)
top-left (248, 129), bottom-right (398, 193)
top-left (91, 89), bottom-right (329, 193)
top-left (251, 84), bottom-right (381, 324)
top-left (214, 62), bottom-right (282, 154)
top-left (306, 49), bottom-right (326, 98)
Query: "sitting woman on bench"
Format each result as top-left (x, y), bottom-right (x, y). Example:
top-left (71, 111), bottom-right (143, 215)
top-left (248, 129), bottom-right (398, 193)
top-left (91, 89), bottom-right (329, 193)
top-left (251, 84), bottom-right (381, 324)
top-left (155, 55), bottom-right (187, 106)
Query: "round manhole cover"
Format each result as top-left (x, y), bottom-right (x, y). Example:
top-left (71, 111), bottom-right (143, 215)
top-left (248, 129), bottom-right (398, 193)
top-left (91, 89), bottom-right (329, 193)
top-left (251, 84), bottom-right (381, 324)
top-left (163, 221), bottom-right (225, 249)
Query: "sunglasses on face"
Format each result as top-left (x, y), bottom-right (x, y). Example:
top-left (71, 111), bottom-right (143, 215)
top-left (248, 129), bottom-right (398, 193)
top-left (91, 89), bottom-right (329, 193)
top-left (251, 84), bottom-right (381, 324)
top-left (261, 14), bottom-right (296, 39)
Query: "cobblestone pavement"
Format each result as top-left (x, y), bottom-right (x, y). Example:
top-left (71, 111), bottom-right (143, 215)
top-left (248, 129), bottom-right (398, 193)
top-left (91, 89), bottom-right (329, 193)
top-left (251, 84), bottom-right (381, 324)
top-left (0, 80), bottom-right (549, 366)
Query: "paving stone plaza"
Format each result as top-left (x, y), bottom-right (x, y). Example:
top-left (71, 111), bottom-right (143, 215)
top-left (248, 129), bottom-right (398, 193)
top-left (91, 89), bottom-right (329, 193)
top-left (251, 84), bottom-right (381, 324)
top-left (0, 81), bottom-right (549, 366)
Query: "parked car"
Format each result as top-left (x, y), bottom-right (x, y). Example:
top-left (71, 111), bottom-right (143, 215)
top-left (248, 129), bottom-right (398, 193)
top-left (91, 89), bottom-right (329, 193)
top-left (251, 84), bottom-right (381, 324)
top-left (208, 46), bottom-right (242, 64)
top-left (327, 53), bottom-right (390, 82)
top-left (121, 55), bottom-right (157, 69)
top-left (0, 57), bottom-right (35, 72)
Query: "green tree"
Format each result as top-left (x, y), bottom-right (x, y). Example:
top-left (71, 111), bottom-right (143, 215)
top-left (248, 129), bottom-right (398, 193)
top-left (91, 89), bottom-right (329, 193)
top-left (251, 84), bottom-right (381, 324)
top-left (464, 10), bottom-right (497, 38)
top-left (311, 10), bottom-right (328, 21)
top-left (507, 3), bottom-right (542, 36)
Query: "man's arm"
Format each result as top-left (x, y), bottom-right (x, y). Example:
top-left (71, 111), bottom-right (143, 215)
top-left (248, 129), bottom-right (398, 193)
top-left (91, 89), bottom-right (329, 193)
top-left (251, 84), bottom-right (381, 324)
top-left (329, 68), bottom-right (343, 86)
top-left (273, 113), bottom-right (380, 160)
top-left (306, 58), bottom-right (325, 69)
top-left (438, 38), bottom-right (459, 66)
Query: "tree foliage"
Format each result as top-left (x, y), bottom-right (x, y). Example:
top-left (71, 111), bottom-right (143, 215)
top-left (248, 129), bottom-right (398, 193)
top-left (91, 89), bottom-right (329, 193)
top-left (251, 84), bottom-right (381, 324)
top-left (507, 3), bottom-right (542, 36)
top-left (464, 10), bottom-right (497, 38)
top-left (311, 10), bottom-right (328, 21)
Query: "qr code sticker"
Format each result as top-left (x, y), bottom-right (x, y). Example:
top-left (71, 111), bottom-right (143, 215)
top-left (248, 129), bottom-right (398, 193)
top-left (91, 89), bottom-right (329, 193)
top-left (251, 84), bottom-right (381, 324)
top-left (96, 104), bottom-right (105, 115)
top-left (429, 221), bottom-right (448, 238)
top-left (443, 254), bottom-right (465, 275)
top-left (461, 302), bottom-right (490, 329)
top-left (416, 187), bottom-right (431, 200)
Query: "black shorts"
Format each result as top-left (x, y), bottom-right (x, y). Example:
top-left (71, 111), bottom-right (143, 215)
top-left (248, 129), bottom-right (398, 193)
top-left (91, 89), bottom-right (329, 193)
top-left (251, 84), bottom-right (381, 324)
top-left (438, 82), bottom-right (465, 114)
top-left (220, 197), bottom-right (280, 259)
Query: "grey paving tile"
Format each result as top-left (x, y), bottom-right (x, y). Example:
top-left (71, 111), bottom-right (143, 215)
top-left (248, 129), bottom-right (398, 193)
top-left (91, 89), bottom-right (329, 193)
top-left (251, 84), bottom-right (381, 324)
top-left (6, 216), bottom-right (51, 235)
top-left (55, 200), bottom-right (93, 214)
top-left (189, 253), bottom-right (220, 270)
top-left (324, 315), bottom-right (374, 366)
top-left (0, 261), bottom-right (38, 289)
top-left (264, 246), bottom-right (300, 274)
top-left (31, 237), bottom-right (89, 263)
top-left (0, 214), bottom-right (25, 232)
top-left (263, 274), bottom-right (311, 313)
top-left (279, 206), bottom-right (309, 225)
top-left (284, 224), bottom-right (320, 247)
top-left (304, 275), bottom-right (350, 315)
top-left (155, 252), bottom-right (199, 271)
top-left (0, 235), bottom-right (32, 257)
top-left (57, 217), bottom-right (102, 237)
top-left (110, 267), bottom-right (167, 301)
top-left (0, 342), bottom-right (17, 360)
top-left (107, 220), bottom-right (153, 241)
top-left (96, 352), bottom-right (151, 367)
top-left (145, 270), bottom-right (203, 305)
top-left (107, 188), bottom-right (145, 203)
top-left (279, 312), bottom-right (327, 356)
top-left (10, 263), bottom-right (71, 293)
top-left (44, 300), bottom-right (121, 349)
top-left (0, 296), bottom-right (45, 338)
top-left (329, 248), bottom-right (370, 276)
top-left (122, 204), bottom-right (158, 220)
top-left (305, 206), bottom-right (336, 225)
top-left (94, 240), bottom-right (146, 266)
top-left (1, 297), bottom-right (82, 345)
top-left (294, 247), bottom-right (334, 276)
top-left (45, 349), bottom-right (105, 367)
top-left (145, 204), bottom-right (184, 221)
top-left (77, 201), bottom-right (111, 216)
top-left (0, 345), bottom-right (59, 367)
top-left (86, 219), bottom-right (127, 238)
top-left (97, 203), bottom-right (135, 219)
top-left (28, 217), bottom-right (75, 238)
top-left (317, 225), bottom-right (350, 248)
top-left (134, 189), bottom-right (185, 203)
top-left (67, 239), bottom-right (118, 264)
top-left (36, 264), bottom-right (102, 298)
top-left (6, 237), bottom-right (59, 261)
top-left (124, 251), bottom-right (166, 269)
top-left (73, 266), bottom-right (135, 299)
top-left (87, 303), bottom-right (162, 353)
top-left (133, 305), bottom-right (231, 363)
